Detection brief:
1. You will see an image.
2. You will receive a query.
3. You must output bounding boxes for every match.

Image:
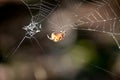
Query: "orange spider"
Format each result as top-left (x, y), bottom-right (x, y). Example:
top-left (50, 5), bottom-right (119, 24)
top-left (47, 31), bottom-right (65, 42)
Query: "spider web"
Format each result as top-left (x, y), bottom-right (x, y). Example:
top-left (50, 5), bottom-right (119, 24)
top-left (5, 0), bottom-right (120, 79)
top-left (68, 0), bottom-right (120, 49)
top-left (6, 0), bottom-right (60, 57)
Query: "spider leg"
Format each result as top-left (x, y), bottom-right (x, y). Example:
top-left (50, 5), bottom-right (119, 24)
top-left (47, 34), bottom-right (52, 40)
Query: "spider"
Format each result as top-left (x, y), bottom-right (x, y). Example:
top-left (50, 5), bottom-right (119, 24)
top-left (47, 31), bottom-right (66, 42)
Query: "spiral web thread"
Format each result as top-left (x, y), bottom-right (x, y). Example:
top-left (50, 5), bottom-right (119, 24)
top-left (68, 0), bottom-right (120, 49)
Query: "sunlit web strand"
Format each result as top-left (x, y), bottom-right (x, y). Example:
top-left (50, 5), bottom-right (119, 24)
top-left (77, 0), bottom-right (118, 23)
